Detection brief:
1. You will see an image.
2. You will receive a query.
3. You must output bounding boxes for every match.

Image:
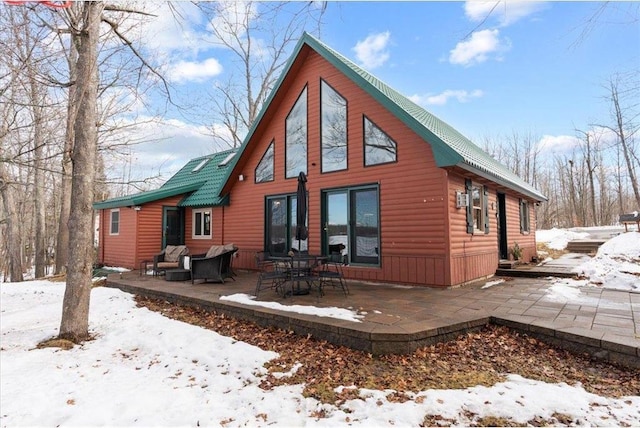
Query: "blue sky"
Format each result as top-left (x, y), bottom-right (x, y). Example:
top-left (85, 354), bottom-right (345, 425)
top-left (117, 1), bottom-right (639, 188)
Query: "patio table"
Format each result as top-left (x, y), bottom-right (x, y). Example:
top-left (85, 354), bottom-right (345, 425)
top-left (269, 254), bottom-right (327, 296)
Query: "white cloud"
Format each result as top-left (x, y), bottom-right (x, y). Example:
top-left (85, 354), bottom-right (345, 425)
top-left (168, 58), bottom-right (224, 83)
top-left (353, 31), bottom-right (391, 69)
top-left (464, 1), bottom-right (546, 27)
top-left (410, 89), bottom-right (484, 106)
top-left (449, 29), bottom-right (509, 66)
top-left (136, 2), bottom-right (208, 57)
top-left (207, 1), bottom-right (259, 46)
top-left (537, 134), bottom-right (582, 154)
top-left (102, 116), bottom-right (233, 191)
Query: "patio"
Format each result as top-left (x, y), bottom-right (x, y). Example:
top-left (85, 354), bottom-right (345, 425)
top-left (105, 268), bottom-right (640, 369)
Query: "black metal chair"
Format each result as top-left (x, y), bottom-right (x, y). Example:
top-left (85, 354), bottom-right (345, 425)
top-left (318, 253), bottom-right (349, 296)
top-left (254, 251), bottom-right (288, 297)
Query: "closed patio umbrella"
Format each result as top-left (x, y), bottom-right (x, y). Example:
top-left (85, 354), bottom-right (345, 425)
top-left (295, 171), bottom-right (308, 251)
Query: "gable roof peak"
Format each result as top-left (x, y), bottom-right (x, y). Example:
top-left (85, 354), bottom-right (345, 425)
top-left (221, 32), bottom-right (545, 202)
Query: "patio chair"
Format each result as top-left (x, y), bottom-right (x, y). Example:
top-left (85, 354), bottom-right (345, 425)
top-left (152, 245), bottom-right (189, 276)
top-left (318, 253), bottom-right (349, 296)
top-left (254, 251), bottom-right (288, 297)
top-left (190, 244), bottom-right (238, 284)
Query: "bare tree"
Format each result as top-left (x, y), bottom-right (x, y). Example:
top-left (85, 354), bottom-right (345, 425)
top-left (54, 29), bottom-right (77, 275)
top-left (594, 72), bottom-right (640, 210)
top-left (196, 1), bottom-right (325, 148)
top-left (0, 154), bottom-right (24, 283)
top-left (58, 1), bottom-right (104, 342)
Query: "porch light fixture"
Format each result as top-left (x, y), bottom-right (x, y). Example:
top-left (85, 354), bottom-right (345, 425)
top-left (132, 206), bottom-right (141, 211)
top-left (239, 174), bottom-right (245, 181)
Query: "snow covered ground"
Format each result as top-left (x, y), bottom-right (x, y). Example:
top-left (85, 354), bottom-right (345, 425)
top-left (1, 227), bottom-right (638, 426)
top-left (537, 228), bottom-right (640, 292)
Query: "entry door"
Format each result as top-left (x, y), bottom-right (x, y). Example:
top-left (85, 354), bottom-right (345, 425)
top-left (162, 207), bottom-right (184, 248)
top-left (497, 193), bottom-right (508, 259)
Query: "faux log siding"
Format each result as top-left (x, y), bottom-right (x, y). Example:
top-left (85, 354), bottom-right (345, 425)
top-left (504, 194), bottom-right (537, 262)
top-left (99, 195), bottom-right (187, 269)
top-left (446, 173), bottom-right (539, 285)
top-left (223, 49), bottom-right (451, 286)
top-left (100, 207), bottom-right (137, 268)
top-left (447, 174), bottom-right (499, 285)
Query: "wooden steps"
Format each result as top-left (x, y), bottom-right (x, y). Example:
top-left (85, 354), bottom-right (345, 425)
top-left (565, 239), bottom-right (606, 254)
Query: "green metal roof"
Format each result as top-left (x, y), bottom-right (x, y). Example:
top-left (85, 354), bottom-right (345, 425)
top-left (222, 32), bottom-right (546, 202)
top-left (93, 149), bottom-right (236, 210)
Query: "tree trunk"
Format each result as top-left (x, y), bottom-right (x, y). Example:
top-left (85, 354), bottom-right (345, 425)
top-left (55, 35), bottom-right (79, 275)
top-left (610, 79), bottom-right (640, 209)
top-left (29, 74), bottom-right (47, 278)
top-left (59, 1), bottom-right (103, 342)
top-left (0, 160), bottom-right (24, 282)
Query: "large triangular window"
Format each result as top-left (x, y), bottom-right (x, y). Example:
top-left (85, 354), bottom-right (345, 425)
top-left (363, 116), bottom-right (397, 166)
top-left (255, 141), bottom-right (274, 183)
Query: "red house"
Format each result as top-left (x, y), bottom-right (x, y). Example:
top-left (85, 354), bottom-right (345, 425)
top-left (95, 33), bottom-right (546, 287)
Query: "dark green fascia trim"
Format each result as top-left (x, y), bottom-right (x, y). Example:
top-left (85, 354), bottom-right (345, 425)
top-left (457, 163), bottom-right (547, 202)
top-left (178, 193), bottom-right (230, 208)
top-left (93, 182), bottom-right (204, 210)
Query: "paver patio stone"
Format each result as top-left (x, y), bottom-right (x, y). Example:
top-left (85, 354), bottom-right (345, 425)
top-left (106, 269), bottom-right (639, 368)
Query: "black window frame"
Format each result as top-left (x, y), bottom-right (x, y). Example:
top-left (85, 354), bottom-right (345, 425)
top-left (320, 79), bottom-right (348, 173)
top-left (321, 183), bottom-right (380, 266)
top-left (255, 140), bottom-right (275, 183)
top-left (363, 115), bottom-right (398, 167)
top-left (285, 85), bottom-right (308, 179)
top-left (264, 194), bottom-right (307, 256)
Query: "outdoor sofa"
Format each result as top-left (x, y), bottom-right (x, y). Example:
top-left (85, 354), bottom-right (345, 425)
top-left (190, 243), bottom-right (238, 284)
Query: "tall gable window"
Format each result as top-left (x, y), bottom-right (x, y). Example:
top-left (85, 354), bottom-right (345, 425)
top-left (285, 86), bottom-right (307, 178)
top-left (321, 80), bottom-right (347, 173)
top-left (255, 141), bottom-right (274, 183)
top-left (109, 209), bottom-right (120, 235)
top-left (363, 116), bottom-right (397, 166)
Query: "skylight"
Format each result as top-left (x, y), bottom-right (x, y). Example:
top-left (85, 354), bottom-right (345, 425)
top-left (191, 158), bottom-right (209, 173)
top-left (218, 151), bottom-right (236, 167)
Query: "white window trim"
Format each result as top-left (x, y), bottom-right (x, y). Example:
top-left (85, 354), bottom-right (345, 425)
top-left (472, 185), bottom-right (484, 233)
top-left (521, 200), bottom-right (531, 234)
top-left (192, 208), bottom-right (212, 239)
top-left (109, 208), bottom-right (120, 235)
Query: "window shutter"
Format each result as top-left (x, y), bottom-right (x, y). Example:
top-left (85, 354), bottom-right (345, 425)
top-left (484, 186), bottom-right (490, 233)
top-left (465, 179), bottom-right (473, 234)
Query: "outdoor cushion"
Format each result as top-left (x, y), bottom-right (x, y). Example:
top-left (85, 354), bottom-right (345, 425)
top-left (164, 245), bottom-right (188, 262)
top-left (205, 245), bottom-right (226, 259)
top-left (205, 243), bottom-right (236, 258)
top-left (157, 261), bottom-right (181, 269)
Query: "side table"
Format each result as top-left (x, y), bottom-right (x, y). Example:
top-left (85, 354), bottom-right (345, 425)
top-left (165, 269), bottom-right (191, 282)
top-left (139, 260), bottom-right (152, 276)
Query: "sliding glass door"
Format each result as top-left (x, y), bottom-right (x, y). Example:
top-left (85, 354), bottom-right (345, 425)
top-left (322, 185), bottom-right (379, 265)
top-left (265, 194), bottom-right (307, 256)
